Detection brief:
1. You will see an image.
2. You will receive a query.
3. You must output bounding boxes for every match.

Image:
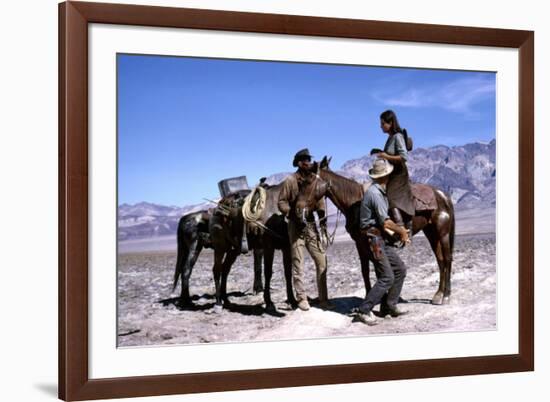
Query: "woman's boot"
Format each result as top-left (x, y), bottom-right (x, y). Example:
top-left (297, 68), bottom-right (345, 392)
top-left (389, 208), bottom-right (410, 248)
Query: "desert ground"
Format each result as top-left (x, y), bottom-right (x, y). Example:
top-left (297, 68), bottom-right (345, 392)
top-left (118, 213), bottom-right (496, 346)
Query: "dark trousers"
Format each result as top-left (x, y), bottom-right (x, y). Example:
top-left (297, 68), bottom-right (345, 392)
top-left (359, 239), bottom-right (407, 314)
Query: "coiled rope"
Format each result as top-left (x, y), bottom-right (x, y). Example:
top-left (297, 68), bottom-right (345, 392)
top-left (242, 186), bottom-right (267, 224)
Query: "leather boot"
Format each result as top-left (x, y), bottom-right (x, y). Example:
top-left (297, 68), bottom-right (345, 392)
top-left (390, 207), bottom-right (405, 226)
top-left (389, 208), bottom-right (411, 248)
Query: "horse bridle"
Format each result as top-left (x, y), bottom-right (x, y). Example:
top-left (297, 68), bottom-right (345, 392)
top-left (299, 172), bottom-right (330, 216)
top-left (301, 172), bottom-right (344, 250)
top-left (322, 178), bottom-right (343, 248)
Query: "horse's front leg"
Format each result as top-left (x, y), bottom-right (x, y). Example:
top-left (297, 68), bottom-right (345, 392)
top-left (253, 248), bottom-right (264, 294)
top-left (355, 238), bottom-right (371, 298)
top-left (262, 246), bottom-right (276, 312)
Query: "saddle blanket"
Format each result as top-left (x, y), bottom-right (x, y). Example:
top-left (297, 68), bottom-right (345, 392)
top-left (361, 181), bottom-right (438, 211)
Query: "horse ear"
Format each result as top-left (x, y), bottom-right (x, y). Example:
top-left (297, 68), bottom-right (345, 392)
top-left (320, 156), bottom-right (329, 169)
top-left (311, 161), bottom-right (320, 174)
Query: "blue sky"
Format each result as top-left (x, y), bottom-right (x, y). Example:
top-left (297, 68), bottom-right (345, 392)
top-left (118, 54), bottom-right (496, 206)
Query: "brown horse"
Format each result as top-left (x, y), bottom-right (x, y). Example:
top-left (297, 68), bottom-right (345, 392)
top-left (313, 156), bottom-right (455, 305)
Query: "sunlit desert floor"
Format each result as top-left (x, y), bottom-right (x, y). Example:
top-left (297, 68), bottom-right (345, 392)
top-left (117, 232), bottom-right (496, 347)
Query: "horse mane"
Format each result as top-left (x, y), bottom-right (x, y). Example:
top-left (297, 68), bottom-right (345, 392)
top-left (321, 169), bottom-right (364, 207)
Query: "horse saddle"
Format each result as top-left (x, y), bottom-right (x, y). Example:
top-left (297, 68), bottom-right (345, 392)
top-left (411, 183), bottom-right (438, 211)
top-left (362, 181), bottom-right (437, 211)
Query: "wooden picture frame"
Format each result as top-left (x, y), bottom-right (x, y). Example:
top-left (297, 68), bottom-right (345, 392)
top-left (59, 1), bottom-right (534, 400)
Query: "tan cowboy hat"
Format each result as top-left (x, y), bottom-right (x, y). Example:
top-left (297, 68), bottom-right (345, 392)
top-left (368, 158), bottom-right (394, 179)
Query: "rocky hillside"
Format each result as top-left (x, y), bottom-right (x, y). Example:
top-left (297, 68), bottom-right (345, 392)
top-left (341, 139), bottom-right (496, 209)
top-left (118, 201), bottom-right (215, 240)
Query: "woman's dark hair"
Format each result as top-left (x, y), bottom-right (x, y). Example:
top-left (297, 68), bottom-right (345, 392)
top-left (380, 109), bottom-right (412, 150)
top-left (380, 110), bottom-right (402, 134)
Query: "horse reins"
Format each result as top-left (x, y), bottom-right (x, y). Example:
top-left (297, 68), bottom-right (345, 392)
top-left (307, 173), bottom-right (342, 250)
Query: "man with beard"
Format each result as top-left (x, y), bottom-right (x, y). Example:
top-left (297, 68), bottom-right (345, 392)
top-left (278, 149), bottom-right (332, 311)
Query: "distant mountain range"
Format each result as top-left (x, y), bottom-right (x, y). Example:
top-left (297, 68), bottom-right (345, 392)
top-left (118, 201), bottom-right (214, 240)
top-left (118, 139), bottom-right (496, 240)
top-left (340, 139), bottom-right (496, 209)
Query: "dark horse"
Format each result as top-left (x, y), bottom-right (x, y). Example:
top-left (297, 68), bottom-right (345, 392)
top-left (241, 182), bottom-right (297, 312)
top-left (205, 176), bottom-right (326, 312)
top-left (172, 203), bottom-right (264, 307)
top-left (314, 156), bottom-right (455, 305)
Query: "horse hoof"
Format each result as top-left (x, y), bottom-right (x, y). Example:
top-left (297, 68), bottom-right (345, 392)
top-left (431, 293), bottom-right (444, 305)
top-left (442, 296), bottom-right (451, 305)
top-left (287, 299), bottom-right (299, 310)
top-left (176, 298), bottom-right (192, 309)
top-left (265, 303), bottom-right (277, 314)
top-left (213, 304), bottom-right (223, 314)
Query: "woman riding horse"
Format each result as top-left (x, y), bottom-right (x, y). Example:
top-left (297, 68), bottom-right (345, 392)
top-left (315, 157), bottom-right (455, 305)
top-left (372, 110), bottom-right (415, 238)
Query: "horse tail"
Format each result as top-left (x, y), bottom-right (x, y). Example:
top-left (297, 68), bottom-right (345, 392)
top-left (449, 202), bottom-right (455, 258)
top-left (173, 216), bottom-right (187, 292)
top-left (441, 189), bottom-right (456, 258)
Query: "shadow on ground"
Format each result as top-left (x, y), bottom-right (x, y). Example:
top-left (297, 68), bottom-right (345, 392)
top-left (158, 292), bottom-right (287, 317)
top-left (309, 296), bottom-right (364, 315)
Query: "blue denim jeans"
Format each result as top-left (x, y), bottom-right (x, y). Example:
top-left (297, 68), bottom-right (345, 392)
top-left (359, 239), bottom-right (407, 314)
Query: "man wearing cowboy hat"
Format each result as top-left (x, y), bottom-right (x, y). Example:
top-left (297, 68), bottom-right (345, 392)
top-left (278, 148), bottom-right (331, 311)
top-left (356, 158), bottom-right (410, 325)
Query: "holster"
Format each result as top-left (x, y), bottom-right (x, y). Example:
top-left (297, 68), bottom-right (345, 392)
top-left (362, 227), bottom-right (384, 261)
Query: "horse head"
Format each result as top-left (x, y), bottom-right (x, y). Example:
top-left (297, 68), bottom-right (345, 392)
top-left (317, 155), bottom-right (363, 212)
top-left (295, 161), bottom-right (330, 211)
top-left (316, 156), bottom-right (335, 200)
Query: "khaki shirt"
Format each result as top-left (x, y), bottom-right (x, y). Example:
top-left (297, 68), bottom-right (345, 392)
top-left (278, 171), bottom-right (326, 221)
